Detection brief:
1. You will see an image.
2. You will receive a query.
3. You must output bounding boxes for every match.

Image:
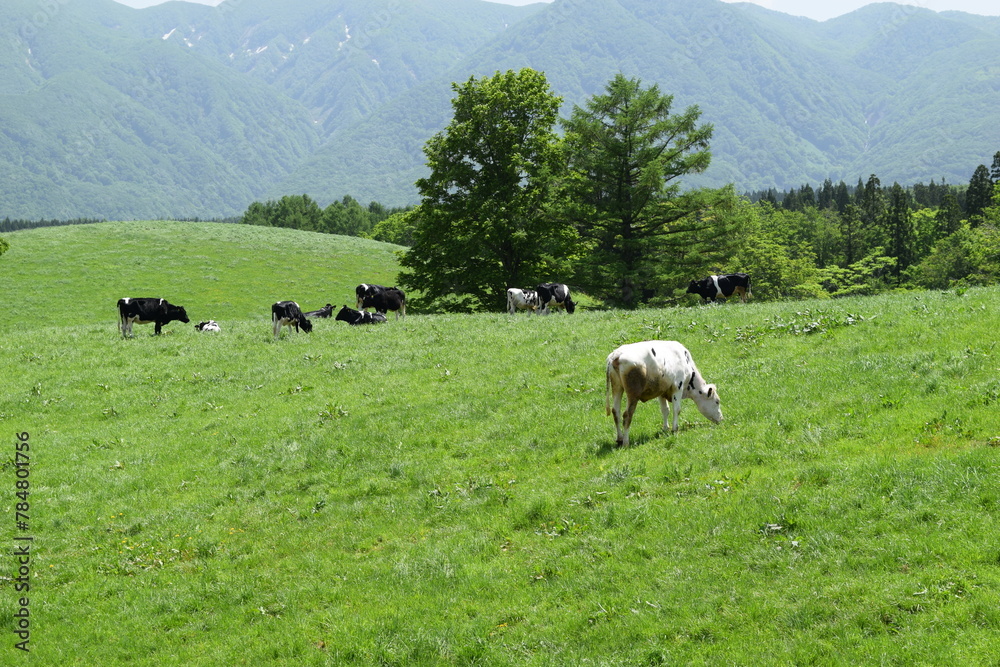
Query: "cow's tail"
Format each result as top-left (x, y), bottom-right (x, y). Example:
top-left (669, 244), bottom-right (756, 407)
top-left (605, 360), bottom-right (611, 416)
top-left (746, 275), bottom-right (752, 298)
top-left (605, 354), bottom-right (618, 416)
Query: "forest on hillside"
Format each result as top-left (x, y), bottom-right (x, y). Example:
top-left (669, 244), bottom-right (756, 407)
top-left (235, 155), bottom-right (1000, 305)
top-left (3, 154), bottom-right (997, 309)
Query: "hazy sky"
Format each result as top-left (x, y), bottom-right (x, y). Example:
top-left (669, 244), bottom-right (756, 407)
top-left (111, 0), bottom-right (1000, 22)
top-left (718, 0), bottom-right (1000, 21)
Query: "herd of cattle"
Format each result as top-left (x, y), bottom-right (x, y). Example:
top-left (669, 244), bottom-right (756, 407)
top-left (117, 273), bottom-right (750, 445)
top-left (116, 284), bottom-right (409, 341)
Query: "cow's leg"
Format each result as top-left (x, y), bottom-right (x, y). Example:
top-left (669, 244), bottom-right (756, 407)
top-left (611, 384), bottom-right (625, 446)
top-left (659, 396), bottom-right (671, 435)
top-left (670, 393), bottom-right (684, 433)
top-left (621, 396), bottom-right (639, 448)
top-left (154, 321), bottom-right (163, 335)
top-left (273, 316), bottom-right (281, 339)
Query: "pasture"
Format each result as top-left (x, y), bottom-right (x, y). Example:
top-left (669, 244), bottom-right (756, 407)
top-left (2, 222), bottom-right (999, 664)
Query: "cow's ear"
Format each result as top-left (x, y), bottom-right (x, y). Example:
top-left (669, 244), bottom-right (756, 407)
top-left (707, 386), bottom-right (714, 398)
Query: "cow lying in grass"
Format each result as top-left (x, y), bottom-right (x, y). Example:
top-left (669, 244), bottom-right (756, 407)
top-left (606, 340), bottom-right (722, 447)
top-left (335, 305), bottom-right (387, 325)
top-left (304, 304), bottom-right (334, 318)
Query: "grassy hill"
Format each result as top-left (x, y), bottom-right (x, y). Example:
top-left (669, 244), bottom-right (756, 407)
top-left (1, 223), bottom-right (999, 663)
top-left (0, 221), bottom-right (403, 328)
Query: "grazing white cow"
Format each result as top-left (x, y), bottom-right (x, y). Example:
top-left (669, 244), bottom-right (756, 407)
top-left (506, 288), bottom-right (540, 314)
top-left (605, 340), bottom-right (722, 447)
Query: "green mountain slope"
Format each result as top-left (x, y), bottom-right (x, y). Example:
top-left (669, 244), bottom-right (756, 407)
top-left (278, 0), bottom-right (1000, 204)
top-left (1, 0), bottom-right (998, 216)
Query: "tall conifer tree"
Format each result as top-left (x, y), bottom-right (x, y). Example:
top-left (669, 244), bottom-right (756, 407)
top-left (561, 74), bottom-right (731, 307)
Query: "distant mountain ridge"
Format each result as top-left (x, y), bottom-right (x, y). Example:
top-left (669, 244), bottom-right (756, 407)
top-left (1, 0), bottom-right (998, 218)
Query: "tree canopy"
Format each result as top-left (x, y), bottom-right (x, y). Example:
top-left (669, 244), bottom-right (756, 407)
top-left (399, 69), bottom-right (571, 311)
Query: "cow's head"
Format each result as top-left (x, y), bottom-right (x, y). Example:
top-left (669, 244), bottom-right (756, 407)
top-left (299, 316), bottom-right (313, 333)
top-left (692, 383), bottom-right (723, 424)
top-left (685, 280), bottom-right (701, 294)
top-left (335, 305), bottom-right (354, 322)
top-left (173, 306), bottom-right (190, 323)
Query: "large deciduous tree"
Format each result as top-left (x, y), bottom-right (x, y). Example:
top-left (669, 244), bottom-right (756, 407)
top-left (560, 74), bottom-right (733, 308)
top-left (399, 69), bottom-right (570, 312)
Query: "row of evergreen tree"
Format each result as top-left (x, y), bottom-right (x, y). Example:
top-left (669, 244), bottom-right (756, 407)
top-left (749, 152), bottom-right (1000, 219)
top-left (0, 217), bottom-right (106, 234)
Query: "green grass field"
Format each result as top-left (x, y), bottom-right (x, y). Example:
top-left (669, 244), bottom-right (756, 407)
top-left (2, 222), bottom-right (999, 664)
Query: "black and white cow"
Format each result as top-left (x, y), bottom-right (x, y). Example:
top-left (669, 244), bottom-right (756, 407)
top-left (194, 320), bottom-right (221, 332)
top-left (535, 283), bottom-right (576, 315)
top-left (304, 304), bottom-right (335, 318)
top-left (335, 305), bottom-right (387, 325)
top-left (355, 284), bottom-right (392, 310)
top-left (117, 297), bottom-right (190, 337)
top-left (360, 288), bottom-right (406, 320)
top-left (606, 340), bottom-right (723, 447)
top-left (272, 301), bottom-right (313, 339)
top-left (506, 288), bottom-right (540, 314)
top-left (686, 273), bottom-right (752, 303)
